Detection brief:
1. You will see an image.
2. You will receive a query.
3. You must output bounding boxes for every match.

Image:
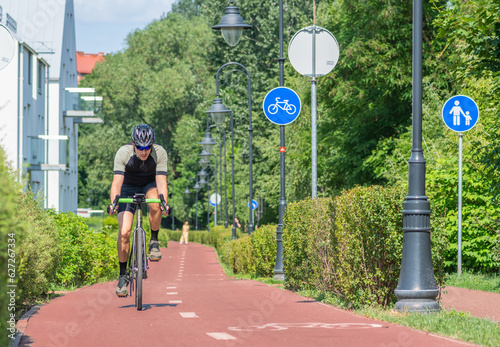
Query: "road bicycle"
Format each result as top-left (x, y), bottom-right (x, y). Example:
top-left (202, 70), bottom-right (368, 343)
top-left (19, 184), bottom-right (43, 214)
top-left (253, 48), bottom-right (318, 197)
top-left (267, 97), bottom-right (297, 115)
top-left (111, 193), bottom-right (168, 310)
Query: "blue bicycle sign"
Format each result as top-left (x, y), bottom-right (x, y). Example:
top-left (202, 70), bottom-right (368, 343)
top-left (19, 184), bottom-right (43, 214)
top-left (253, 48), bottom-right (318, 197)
top-left (263, 87), bottom-right (301, 125)
top-left (267, 97), bottom-right (297, 115)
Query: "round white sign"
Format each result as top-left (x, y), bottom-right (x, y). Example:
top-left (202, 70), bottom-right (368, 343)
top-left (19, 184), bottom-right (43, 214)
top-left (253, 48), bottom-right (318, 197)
top-left (210, 193), bottom-right (221, 206)
top-left (288, 26), bottom-right (339, 77)
top-left (0, 24), bottom-right (15, 71)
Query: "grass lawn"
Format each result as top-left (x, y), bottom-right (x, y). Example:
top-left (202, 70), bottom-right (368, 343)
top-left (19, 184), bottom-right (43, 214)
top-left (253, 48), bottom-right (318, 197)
top-left (444, 271), bottom-right (500, 294)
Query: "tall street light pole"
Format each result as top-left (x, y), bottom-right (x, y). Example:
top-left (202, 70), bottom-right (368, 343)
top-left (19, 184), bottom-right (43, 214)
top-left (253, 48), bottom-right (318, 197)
top-left (273, 0), bottom-right (286, 280)
top-left (206, 106), bottom-right (237, 240)
top-left (394, 0), bottom-right (439, 313)
top-left (184, 177), bottom-right (198, 230)
top-left (206, 125), bottom-right (229, 228)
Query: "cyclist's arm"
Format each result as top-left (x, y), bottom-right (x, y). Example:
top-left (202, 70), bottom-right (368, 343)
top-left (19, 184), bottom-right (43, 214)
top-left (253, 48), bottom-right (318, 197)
top-left (156, 174), bottom-right (168, 204)
top-left (110, 174), bottom-right (124, 204)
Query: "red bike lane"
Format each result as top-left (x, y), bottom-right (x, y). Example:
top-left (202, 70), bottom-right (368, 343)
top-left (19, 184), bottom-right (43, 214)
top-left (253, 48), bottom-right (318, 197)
top-left (17, 242), bottom-right (476, 347)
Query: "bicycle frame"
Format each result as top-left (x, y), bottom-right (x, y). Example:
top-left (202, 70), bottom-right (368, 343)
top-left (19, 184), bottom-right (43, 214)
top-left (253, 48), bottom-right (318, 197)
top-left (118, 194), bottom-right (161, 310)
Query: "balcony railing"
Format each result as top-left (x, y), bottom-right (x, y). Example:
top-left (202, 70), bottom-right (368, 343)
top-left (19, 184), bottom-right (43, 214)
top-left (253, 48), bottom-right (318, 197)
top-left (63, 88), bottom-right (103, 119)
top-left (26, 135), bottom-right (68, 171)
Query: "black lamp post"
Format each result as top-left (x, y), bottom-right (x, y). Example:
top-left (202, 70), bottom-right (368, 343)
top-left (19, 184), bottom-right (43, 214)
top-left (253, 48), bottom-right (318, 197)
top-left (167, 182), bottom-right (175, 230)
top-left (184, 177), bottom-right (198, 230)
top-left (212, 0), bottom-right (252, 47)
top-left (394, 0), bottom-right (439, 313)
top-left (273, 0), bottom-right (286, 280)
top-left (207, 104), bottom-right (237, 239)
top-left (205, 125), bottom-right (228, 228)
top-left (197, 171), bottom-right (210, 231)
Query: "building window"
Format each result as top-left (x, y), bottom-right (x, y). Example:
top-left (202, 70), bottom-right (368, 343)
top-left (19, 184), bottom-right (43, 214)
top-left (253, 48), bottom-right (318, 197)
top-left (38, 62), bottom-right (43, 94)
top-left (6, 13), bottom-right (17, 33)
top-left (28, 51), bottom-right (32, 85)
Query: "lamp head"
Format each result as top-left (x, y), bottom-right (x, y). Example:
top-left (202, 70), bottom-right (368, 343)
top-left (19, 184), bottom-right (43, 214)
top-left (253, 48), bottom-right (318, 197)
top-left (206, 98), bottom-right (231, 125)
top-left (212, 1), bottom-right (252, 47)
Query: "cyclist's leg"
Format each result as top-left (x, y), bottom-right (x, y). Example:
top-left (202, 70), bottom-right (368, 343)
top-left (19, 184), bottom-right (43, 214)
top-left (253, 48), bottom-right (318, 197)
top-left (145, 186), bottom-right (162, 231)
top-left (116, 210), bottom-right (134, 296)
top-left (117, 211), bottom-right (134, 262)
top-left (145, 184), bottom-right (162, 260)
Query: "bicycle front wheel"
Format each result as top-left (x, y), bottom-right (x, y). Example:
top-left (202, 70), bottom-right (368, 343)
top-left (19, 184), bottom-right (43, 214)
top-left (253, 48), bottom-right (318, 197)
top-left (135, 228), bottom-right (143, 310)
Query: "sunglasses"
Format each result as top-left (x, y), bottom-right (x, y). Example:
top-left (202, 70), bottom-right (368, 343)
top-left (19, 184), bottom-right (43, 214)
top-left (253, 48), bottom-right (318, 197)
top-left (137, 146), bottom-right (151, 151)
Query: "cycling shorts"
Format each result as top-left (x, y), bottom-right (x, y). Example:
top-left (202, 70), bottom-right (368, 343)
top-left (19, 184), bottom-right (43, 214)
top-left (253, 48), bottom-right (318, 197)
top-left (118, 181), bottom-right (157, 214)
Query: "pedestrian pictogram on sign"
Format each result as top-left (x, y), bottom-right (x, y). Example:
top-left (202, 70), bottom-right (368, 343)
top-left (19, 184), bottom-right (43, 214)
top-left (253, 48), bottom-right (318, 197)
top-left (442, 95), bottom-right (479, 132)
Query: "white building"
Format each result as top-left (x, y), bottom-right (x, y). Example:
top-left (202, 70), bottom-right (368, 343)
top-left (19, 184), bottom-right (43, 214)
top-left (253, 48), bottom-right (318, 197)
top-left (0, 0), bottom-right (101, 212)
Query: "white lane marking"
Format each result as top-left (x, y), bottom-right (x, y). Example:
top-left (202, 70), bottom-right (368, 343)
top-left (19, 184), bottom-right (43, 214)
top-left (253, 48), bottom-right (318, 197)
top-left (228, 322), bottom-right (384, 332)
top-left (169, 300), bottom-right (182, 304)
top-left (206, 333), bottom-right (237, 341)
top-left (180, 312), bottom-right (198, 318)
top-left (166, 292), bottom-right (178, 295)
top-left (166, 286), bottom-right (177, 289)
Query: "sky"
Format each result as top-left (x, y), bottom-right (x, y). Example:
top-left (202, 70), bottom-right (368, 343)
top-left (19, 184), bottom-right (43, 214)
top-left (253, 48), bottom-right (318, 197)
top-left (74, 0), bottom-right (177, 54)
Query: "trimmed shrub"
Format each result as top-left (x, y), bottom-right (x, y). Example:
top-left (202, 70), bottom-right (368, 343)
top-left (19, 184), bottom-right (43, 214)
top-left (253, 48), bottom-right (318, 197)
top-left (283, 197), bottom-right (336, 291)
top-left (16, 193), bottom-right (59, 307)
top-left (53, 211), bottom-right (117, 286)
top-left (228, 236), bottom-right (255, 274)
top-left (251, 224), bottom-right (277, 277)
top-left (333, 186), bottom-right (405, 307)
top-left (0, 149), bottom-right (23, 344)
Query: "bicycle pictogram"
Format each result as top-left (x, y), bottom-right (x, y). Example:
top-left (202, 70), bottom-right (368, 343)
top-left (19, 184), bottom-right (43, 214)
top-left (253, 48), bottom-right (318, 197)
top-left (267, 97), bottom-right (297, 115)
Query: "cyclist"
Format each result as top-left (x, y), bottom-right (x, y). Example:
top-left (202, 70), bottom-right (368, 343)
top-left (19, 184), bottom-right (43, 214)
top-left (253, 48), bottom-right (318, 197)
top-left (107, 124), bottom-right (170, 297)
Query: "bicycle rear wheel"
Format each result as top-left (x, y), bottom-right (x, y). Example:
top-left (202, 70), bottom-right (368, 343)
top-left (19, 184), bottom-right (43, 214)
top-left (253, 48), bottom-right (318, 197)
top-left (135, 228), bottom-right (143, 310)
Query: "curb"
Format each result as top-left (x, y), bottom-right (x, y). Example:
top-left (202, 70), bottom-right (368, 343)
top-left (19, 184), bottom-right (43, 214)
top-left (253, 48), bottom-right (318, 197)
top-left (10, 305), bottom-right (43, 347)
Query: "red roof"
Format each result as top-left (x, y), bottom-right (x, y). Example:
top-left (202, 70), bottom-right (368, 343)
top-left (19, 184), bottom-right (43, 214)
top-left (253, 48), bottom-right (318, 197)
top-left (76, 51), bottom-right (105, 75)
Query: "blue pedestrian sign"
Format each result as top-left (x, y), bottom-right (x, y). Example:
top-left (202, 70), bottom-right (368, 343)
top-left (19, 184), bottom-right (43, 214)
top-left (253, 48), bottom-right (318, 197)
top-left (263, 87), bottom-right (301, 125)
top-left (442, 95), bottom-right (479, 132)
top-left (248, 199), bottom-right (258, 210)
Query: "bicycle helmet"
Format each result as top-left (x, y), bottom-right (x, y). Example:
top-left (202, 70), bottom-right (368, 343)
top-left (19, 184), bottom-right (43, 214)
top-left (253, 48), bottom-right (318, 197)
top-left (131, 124), bottom-right (155, 147)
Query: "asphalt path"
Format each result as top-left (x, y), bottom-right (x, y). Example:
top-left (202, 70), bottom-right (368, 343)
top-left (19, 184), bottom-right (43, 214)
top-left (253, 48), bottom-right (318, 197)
top-left (18, 242), bottom-right (475, 347)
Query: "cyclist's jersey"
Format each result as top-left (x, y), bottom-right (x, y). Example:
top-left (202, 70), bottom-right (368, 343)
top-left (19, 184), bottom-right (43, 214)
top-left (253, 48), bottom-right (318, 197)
top-left (113, 143), bottom-right (168, 186)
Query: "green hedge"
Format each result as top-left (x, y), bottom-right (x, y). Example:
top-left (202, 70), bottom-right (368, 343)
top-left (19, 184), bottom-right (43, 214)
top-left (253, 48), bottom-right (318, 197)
top-left (16, 193), bottom-right (59, 307)
top-left (52, 211), bottom-right (117, 286)
top-left (0, 148), bottom-right (22, 345)
top-left (282, 186), bottom-right (448, 308)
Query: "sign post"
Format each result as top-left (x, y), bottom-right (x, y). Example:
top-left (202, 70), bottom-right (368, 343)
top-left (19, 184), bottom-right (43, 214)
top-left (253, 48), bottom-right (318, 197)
top-left (289, 25), bottom-right (339, 197)
top-left (442, 95), bottom-right (479, 275)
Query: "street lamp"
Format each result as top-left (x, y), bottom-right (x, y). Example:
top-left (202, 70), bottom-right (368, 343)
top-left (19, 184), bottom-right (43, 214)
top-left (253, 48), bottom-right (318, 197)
top-left (394, 0), bottom-right (439, 313)
top-left (167, 182), bottom-right (175, 230)
top-left (199, 132), bottom-right (217, 153)
top-left (205, 126), bottom-right (228, 228)
top-left (184, 177), bottom-right (198, 230)
top-left (207, 104), bottom-right (237, 239)
top-left (205, 62), bottom-right (254, 235)
top-left (199, 153), bottom-right (219, 226)
top-left (212, 0), bottom-right (252, 47)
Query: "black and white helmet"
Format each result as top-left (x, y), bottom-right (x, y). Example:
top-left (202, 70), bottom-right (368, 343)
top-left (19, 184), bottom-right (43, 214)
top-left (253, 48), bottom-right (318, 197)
top-left (131, 124), bottom-right (155, 147)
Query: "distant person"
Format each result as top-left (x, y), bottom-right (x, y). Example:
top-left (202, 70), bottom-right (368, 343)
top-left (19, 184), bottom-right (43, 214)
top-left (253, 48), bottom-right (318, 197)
top-left (232, 217), bottom-right (242, 229)
top-left (107, 124), bottom-right (170, 297)
top-left (180, 221), bottom-right (190, 245)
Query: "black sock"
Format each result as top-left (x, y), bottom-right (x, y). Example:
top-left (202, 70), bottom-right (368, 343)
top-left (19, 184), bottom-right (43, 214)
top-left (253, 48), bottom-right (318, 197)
top-left (151, 229), bottom-right (159, 241)
top-left (119, 262), bottom-right (127, 276)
